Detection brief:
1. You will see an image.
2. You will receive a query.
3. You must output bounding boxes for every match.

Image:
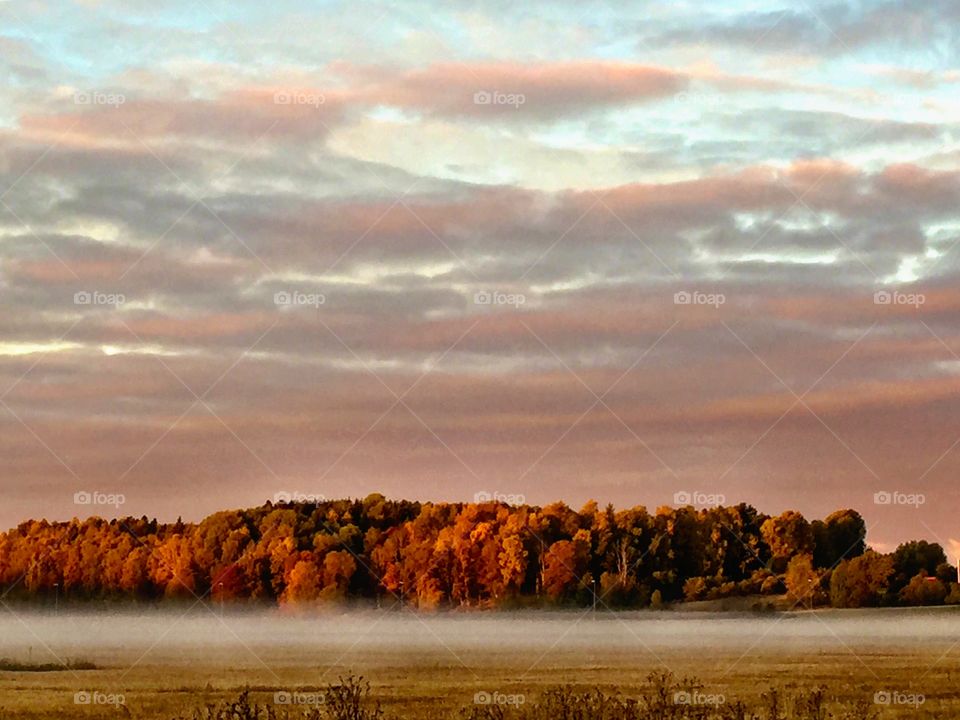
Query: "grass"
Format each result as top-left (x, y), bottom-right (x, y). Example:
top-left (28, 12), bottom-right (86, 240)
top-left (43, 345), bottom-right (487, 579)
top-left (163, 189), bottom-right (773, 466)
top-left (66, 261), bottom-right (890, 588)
top-left (0, 609), bottom-right (951, 718)
top-left (173, 673), bottom-right (884, 720)
top-left (0, 650), bottom-right (945, 719)
top-left (0, 657), bottom-right (97, 672)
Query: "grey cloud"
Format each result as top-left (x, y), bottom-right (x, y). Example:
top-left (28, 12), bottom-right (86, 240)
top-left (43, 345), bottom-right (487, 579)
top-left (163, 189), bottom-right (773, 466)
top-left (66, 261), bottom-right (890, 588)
top-left (652, 1), bottom-right (960, 57)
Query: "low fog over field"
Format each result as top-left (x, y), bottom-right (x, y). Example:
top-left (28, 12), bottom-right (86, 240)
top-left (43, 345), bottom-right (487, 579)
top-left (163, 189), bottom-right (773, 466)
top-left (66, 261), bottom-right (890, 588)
top-left (2, 608), bottom-right (957, 668)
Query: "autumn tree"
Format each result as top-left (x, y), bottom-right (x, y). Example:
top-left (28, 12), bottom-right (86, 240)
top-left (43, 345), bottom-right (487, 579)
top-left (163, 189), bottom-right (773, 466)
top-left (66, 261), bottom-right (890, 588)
top-left (890, 541), bottom-right (946, 598)
top-left (811, 509), bottom-right (865, 569)
top-left (899, 573), bottom-right (948, 606)
top-left (829, 551), bottom-right (894, 608)
top-left (148, 534), bottom-right (197, 598)
top-left (761, 510), bottom-right (813, 574)
top-left (0, 497), bottom-right (949, 610)
top-left (497, 510), bottom-right (530, 600)
top-left (542, 530), bottom-right (591, 601)
top-left (321, 551), bottom-right (357, 600)
top-left (596, 506), bottom-right (651, 606)
top-left (281, 556), bottom-right (322, 605)
top-left (784, 554), bottom-right (823, 608)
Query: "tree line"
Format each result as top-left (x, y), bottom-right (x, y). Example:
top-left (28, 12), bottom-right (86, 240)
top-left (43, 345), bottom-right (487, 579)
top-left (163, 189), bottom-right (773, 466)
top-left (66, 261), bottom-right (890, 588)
top-left (0, 495), bottom-right (955, 609)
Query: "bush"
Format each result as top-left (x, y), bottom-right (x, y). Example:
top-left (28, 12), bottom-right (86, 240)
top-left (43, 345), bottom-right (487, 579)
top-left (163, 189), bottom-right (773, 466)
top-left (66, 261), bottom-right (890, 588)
top-left (683, 576), bottom-right (708, 602)
top-left (829, 552), bottom-right (893, 608)
top-left (175, 672), bottom-right (886, 720)
top-left (325, 675), bottom-right (385, 720)
top-left (177, 675), bottom-right (383, 720)
top-left (899, 573), bottom-right (948, 606)
top-left (785, 555), bottom-right (825, 608)
top-left (760, 575), bottom-right (782, 595)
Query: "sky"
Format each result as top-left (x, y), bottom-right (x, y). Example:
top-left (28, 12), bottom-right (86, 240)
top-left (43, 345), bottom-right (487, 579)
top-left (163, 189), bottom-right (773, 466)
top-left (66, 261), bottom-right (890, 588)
top-left (1, 0), bottom-right (959, 551)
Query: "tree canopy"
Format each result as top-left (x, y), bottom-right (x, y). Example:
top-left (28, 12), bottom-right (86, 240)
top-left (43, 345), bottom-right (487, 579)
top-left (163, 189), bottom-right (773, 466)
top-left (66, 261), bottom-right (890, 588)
top-left (0, 497), bottom-right (950, 609)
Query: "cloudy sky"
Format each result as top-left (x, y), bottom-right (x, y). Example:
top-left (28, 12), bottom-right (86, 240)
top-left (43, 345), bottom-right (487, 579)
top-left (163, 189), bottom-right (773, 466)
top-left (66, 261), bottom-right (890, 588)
top-left (1, 0), bottom-right (959, 550)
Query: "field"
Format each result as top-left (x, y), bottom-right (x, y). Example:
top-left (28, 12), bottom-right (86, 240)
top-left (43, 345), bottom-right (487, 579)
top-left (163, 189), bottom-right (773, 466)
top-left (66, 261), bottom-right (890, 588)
top-left (0, 607), bottom-right (956, 719)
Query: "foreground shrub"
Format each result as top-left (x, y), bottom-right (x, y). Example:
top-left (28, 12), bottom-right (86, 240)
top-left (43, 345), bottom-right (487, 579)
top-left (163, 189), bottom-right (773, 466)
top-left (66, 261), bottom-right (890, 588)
top-left (459, 673), bottom-right (879, 720)
top-left (177, 673), bottom-right (882, 720)
top-left (177, 676), bottom-right (383, 720)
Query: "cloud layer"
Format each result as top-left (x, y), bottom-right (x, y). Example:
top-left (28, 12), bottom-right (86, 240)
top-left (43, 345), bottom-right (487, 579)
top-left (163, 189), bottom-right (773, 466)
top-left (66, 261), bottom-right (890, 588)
top-left (1, 0), bottom-right (959, 549)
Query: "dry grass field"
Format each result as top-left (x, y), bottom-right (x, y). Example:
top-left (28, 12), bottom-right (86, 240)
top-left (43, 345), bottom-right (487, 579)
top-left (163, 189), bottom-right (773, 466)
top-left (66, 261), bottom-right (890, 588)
top-left (0, 607), bottom-right (955, 719)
